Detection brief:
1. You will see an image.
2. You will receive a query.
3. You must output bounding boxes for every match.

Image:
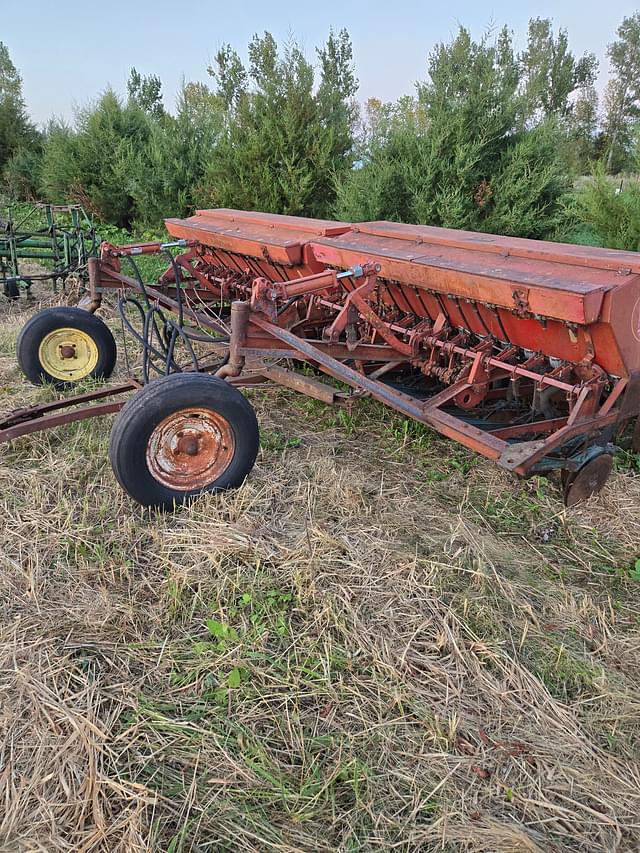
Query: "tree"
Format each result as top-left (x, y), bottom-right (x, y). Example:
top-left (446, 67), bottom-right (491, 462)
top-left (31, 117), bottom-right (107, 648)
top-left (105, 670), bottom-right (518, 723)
top-left (575, 163), bottom-right (640, 250)
top-left (480, 120), bottom-right (568, 238)
top-left (128, 80), bottom-right (223, 227)
top-left (604, 13), bottom-right (640, 172)
top-left (40, 90), bottom-right (151, 227)
top-left (314, 29), bottom-right (359, 204)
top-left (335, 97), bottom-right (423, 222)
top-left (411, 25), bottom-right (521, 227)
top-left (207, 45), bottom-right (247, 109)
top-left (565, 84), bottom-right (599, 172)
top-left (520, 19), bottom-right (597, 120)
top-left (0, 42), bottom-right (37, 177)
top-left (200, 30), bottom-right (358, 217)
top-left (127, 67), bottom-right (165, 118)
top-left (3, 142), bottom-right (43, 199)
top-left (336, 25), bottom-right (569, 239)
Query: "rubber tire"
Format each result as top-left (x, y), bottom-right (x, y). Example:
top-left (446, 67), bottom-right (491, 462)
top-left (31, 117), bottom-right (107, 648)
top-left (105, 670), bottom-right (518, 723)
top-left (17, 306), bottom-right (117, 389)
top-left (108, 373), bottom-right (259, 509)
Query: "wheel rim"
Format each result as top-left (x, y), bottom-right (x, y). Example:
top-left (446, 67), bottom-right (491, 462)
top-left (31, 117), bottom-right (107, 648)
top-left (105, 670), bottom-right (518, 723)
top-left (38, 327), bottom-right (99, 381)
top-left (146, 407), bottom-right (236, 491)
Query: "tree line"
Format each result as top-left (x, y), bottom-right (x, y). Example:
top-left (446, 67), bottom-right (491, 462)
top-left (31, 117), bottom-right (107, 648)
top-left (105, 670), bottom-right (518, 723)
top-left (1, 15), bottom-right (640, 248)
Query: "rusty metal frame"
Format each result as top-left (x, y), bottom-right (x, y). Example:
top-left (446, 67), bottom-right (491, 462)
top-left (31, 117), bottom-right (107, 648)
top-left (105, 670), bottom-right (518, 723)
top-left (240, 313), bottom-right (624, 476)
top-left (0, 382), bottom-right (139, 442)
top-left (3, 217), bottom-right (640, 497)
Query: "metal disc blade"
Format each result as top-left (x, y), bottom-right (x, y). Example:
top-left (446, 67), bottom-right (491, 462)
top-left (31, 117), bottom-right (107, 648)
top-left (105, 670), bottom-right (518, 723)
top-left (563, 454), bottom-right (613, 507)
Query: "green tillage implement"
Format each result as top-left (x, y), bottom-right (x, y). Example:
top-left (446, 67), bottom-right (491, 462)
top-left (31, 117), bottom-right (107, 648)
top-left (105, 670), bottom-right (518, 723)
top-left (0, 203), bottom-right (99, 299)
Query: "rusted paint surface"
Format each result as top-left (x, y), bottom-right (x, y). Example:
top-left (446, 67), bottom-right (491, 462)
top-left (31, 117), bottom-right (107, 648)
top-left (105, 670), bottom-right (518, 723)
top-left (146, 408), bottom-right (235, 490)
top-left (166, 209), bottom-right (640, 378)
top-left (563, 454), bottom-right (614, 506)
top-left (352, 220), bottom-right (640, 274)
top-left (166, 210), bottom-right (349, 268)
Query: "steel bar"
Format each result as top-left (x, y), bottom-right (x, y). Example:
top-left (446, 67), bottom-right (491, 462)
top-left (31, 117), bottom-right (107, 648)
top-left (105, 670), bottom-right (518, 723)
top-left (0, 382), bottom-right (138, 443)
top-left (250, 315), bottom-right (509, 460)
top-left (259, 364), bottom-right (337, 403)
top-left (0, 400), bottom-right (127, 443)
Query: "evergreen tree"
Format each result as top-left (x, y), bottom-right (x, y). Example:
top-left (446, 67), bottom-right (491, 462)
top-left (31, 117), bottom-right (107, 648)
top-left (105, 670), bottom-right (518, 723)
top-left (3, 142), bottom-right (42, 200)
top-left (201, 30), bottom-right (357, 217)
top-left (575, 163), bottom-right (640, 250)
top-left (128, 81), bottom-right (223, 227)
top-left (40, 90), bottom-right (150, 227)
top-left (336, 26), bottom-right (569, 239)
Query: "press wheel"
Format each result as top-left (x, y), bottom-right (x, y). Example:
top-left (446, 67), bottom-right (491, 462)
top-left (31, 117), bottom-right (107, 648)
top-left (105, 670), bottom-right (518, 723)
top-left (563, 453), bottom-right (613, 507)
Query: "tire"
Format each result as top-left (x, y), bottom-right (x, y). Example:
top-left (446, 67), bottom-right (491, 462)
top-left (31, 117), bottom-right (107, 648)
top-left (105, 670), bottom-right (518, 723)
top-left (108, 373), bottom-right (259, 509)
top-left (17, 306), bottom-right (117, 388)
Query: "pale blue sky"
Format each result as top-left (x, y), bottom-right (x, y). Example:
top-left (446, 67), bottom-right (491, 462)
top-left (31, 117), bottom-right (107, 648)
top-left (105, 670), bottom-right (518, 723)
top-left (2, 0), bottom-right (637, 125)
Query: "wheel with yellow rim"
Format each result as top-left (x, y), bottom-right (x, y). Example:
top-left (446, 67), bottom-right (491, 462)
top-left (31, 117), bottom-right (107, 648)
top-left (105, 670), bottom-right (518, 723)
top-left (17, 306), bottom-right (117, 389)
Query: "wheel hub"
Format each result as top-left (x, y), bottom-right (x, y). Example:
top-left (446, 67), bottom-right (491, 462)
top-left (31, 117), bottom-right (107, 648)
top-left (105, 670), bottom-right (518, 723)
top-left (146, 408), bottom-right (235, 491)
top-left (176, 433), bottom-right (200, 456)
top-left (38, 327), bottom-right (99, 381)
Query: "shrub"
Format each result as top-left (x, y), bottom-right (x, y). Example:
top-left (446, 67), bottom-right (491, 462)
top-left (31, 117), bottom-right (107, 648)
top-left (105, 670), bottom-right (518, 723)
top-left (574, 166), bottom-right (640, 250)
top-left (199, 30), bottom-right (358, 218)
top-left (39, 91), bottom-right (150, 228)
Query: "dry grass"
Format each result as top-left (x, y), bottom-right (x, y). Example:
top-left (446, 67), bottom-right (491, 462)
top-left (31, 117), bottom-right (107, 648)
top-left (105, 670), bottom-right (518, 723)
top-left (1, 291), bottom-right (640, 852)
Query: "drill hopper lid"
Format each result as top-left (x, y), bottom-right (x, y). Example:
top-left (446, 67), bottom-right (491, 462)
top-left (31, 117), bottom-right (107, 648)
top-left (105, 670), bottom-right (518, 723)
top-left (310, 221), bottom-right (640, 326)
top-left (165, 208), bottom-right (351, 266)
top-left (166, 209), bottom-right (640, 326)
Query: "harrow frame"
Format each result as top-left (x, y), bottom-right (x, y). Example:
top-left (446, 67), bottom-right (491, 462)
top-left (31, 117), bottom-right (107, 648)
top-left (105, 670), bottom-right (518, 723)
top-left (0, 203), bottom-right (98, 299)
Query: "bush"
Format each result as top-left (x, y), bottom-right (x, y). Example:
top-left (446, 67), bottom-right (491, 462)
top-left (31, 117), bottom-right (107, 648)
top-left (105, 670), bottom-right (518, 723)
top-left (480, 121), bottom-right (570, 238)
top-left (39, 91), bottom-right (150, 228)
top-left (3, 143), bottom-right (42, 200)
top-left (127, 83), bottom-right (223, 228)
top-left (198, 30), bottom-right (358, 218)
top-left (574, 167), bottom-right (640, 250)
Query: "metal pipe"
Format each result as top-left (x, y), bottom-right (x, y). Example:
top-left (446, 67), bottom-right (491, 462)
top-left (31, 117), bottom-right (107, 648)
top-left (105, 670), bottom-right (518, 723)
top-left (216, 301), bottom-right (249, 378)
top-left (10, 251), bottom-right (57, 260)
top-left (82, 256), bottom-right (103, 312)
top-left (2, 239), bottom-right (64, 249)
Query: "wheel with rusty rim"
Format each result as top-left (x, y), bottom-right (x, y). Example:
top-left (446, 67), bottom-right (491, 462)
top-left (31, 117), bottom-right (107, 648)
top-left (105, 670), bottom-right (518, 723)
top-left (108, 373), bottom-right (259, 509)
top-left (563, 453), bottom-right (613, 507)
top-left (17, 306), bottom-right (116, 389)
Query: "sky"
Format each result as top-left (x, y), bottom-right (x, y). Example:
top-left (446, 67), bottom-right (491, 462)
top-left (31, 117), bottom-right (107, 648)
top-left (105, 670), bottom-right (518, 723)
top-left (1, 0), bottom-right (638, 125)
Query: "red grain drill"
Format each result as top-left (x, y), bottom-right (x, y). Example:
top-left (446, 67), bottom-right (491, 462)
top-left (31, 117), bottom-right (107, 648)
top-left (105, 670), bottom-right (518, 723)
top-left (4, 209), bottom-right (640, 507)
